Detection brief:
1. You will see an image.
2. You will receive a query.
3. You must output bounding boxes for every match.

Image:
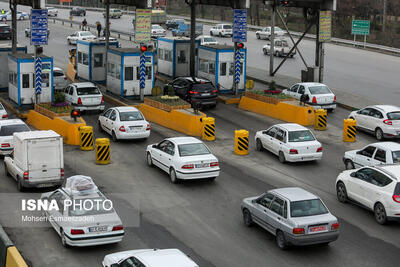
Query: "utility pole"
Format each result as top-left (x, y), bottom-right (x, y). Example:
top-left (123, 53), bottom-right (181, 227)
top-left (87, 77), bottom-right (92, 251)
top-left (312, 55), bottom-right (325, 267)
top-left (105, 0), bottom-right (110, 85)
top-left (10, 0), bottom-right (17, 54)
top-left (383, 0), bottom-right (387, 32)
top-left (269, 3), bottom-right (275, 76)
top-left (189, 0), bottom-right (196, 78)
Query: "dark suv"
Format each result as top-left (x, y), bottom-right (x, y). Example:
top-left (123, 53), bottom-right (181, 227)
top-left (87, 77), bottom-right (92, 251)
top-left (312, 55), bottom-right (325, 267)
top-left (0, 24), bottom-right (11, 40)
top-left (70, 7), bottom-right (86, 16)
top-left (165, 77), bottom-right (218, 108)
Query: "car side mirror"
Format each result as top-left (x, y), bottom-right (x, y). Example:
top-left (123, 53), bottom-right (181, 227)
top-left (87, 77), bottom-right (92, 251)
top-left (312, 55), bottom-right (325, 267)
top-left (356, 110), bottom-right (361, 114)
top-left (262, 131), bottom-right (268, 135)
top-left (356, 150), bottom-right (362, 155)
top-left (152, 144), bottom-right (157, 148)
top-left (350, 172), bottom-right (356, 178)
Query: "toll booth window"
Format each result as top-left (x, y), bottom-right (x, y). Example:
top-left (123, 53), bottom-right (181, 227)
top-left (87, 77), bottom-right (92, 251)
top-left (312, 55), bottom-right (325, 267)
top-left (94, 53), bottom-right (103, 68)
top-left (164, 50), bottom-right (172, 62)
top-left (41, 73), bottom-right (50, 87)
top-left (178, 50), bottom-right (187, 63)
top-left (158, 49), bottom-right (164, 60)
top-left (209, 61), bottom-right (216, 75)
top-left (146, 66), bottom-right (152, 79)
top-left (77, 52), bottom-right (82, 64)
top-left (22, 74), bottom-right (30, 88)
top-left (199, 59), bottom-right (208, 73)
top-left (125, 66), bottom-right (133, 81)
top-left (9, 73), bottom-right (16, 86)
top-left (82, 53), bottom-right (89, 65)
top-left (229, 63), bottom-right (234, 76)
top-left (220, 62), bottom-right (227, 76)
top-left (116, 65), bottom-right (121, 79)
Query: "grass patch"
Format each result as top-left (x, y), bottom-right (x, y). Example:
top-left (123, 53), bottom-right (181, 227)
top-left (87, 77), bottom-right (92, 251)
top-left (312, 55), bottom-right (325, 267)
top-left (39, 103), bottom-right (73, 113)
top-left (147, 96), bottom-right (190, 106)
top-left (249, 90), bottom-right (291, 99)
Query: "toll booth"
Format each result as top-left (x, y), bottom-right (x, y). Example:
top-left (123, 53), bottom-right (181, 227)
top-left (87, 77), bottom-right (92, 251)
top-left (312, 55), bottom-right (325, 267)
top-left (0, 44), bottom-right (27, 91)
top-left (8, 53), bottom-right (53, 106)
top-left (107, 47), bottom-right (155, 97)
top-left (198, 44), bottom-right (247, 93)
top-left (157, 36), bottom-right (200, 78)
top-left (76, 39), bottom-right (119, 83)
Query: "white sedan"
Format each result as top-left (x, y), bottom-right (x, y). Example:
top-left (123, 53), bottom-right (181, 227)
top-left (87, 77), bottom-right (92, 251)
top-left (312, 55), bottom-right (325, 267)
top-left (0, 11), bottom-right (28, 21)
top-left (255, 123), bottom-right (323, 163)
top-left (146, 137), bottom-right (220, 183)
top-left (98, 106), bottom-right (150, 141)
top-left (102, 249), bottom-right (199, 267)
top-left (255, 26), bottom-right (285, 40)
top-left (196, 35), bottom-right (218, 45)
top-left (67, 31), bottom-right (97, 45)
top-left (0, 102), bottom-right (8, 120)
top-left (151, 24), bottom-right (166, 38)
top-left (0, 119), bottom-right (30, 156)
top-left (41, 175), bottom-right (124, 247)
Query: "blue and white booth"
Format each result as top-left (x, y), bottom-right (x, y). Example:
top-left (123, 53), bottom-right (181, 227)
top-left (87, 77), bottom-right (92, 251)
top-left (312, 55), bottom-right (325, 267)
top-left (0, 44), bottom-right (27, 91)
top-left (76, 39), bottom-right (119, 83)
top-left (157, 36), bottom-right (200, 78)
top-left (107, 47), bottom-right (155, 97)
top-left (8, 53), bottom-right (53, 106)
top-left (198, 44), bottom-right (247, 93)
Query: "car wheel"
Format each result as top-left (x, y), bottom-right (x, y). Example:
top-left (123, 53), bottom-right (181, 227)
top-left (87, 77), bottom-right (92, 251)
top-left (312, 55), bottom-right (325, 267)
top-left (256, 139), bottom-right (264, 151)
top-left (263, 48), bottom-right (268, 55)
top-left (68, 39), bottom-right (71, 45)
top-left (17, 176), bottom-right (24, 192)
top-left (278, 151), bottom-right (286, 163)
top-left (4, 163), bottom-right (10, 177)
top-left (111, 131), bottom-right (118, 142)
top-left (275, 51), bottom-right (280, 57)
top-left (242, 209), bottom-right (253, 227)
top-left (25, 32), bottom-right (28, 37)
top-left (98, 121), bottom-right (104, 133)
top-left (60, 229), bottom-right (69, 247)
top-left (169, 168), bottom-right (178, 184)
top-left (336, 182), bottom-right (348, 203)
top-left (374, 202), bottom-right (387, 225)
top-left (375, 128), bottom-right (384, 141)
top-left (146, 152), bottom-right (153, 167)
top-left (256, 33), bottom-right (260, 39)
top-left (210, 31), bottom-right (213, 36)
top-left (219, 32), bottom-right (222, 37)
top-left (276, 230), bottom-right (288, 250)
top-left (344, 159), bottom-right (355, 170)
top-left (328, 108), bottom-right (335, 113)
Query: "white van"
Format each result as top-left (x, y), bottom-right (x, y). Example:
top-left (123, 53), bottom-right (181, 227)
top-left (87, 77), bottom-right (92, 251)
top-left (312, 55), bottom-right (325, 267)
top-left (4, 130), bottom-right (64, 191)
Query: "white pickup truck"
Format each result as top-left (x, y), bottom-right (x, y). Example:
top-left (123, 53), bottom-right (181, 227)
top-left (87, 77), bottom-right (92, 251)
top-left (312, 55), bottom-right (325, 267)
top-left (262, 39), bottom-right (296, 58)
top-left (4, 130), bottom-right (64, 191)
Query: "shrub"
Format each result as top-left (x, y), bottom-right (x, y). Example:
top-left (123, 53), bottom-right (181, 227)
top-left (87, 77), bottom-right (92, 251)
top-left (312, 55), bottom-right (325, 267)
top-left (54, 91), bottom-right (66, 103)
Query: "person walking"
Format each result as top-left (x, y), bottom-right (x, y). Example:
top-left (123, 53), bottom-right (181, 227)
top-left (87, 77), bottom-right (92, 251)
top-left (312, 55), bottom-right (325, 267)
top-left (82, 18), bottom-right (87, 30)
top-left (96, 22), bottom-right (102, 37)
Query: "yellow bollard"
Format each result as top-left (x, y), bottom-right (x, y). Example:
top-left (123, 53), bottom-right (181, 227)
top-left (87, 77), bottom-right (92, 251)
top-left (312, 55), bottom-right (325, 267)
top-left (79, 126), bottom-right (94, 151)
top-left (95, 138), bottom-right (110, 164)
top-left (201, 117), bottom-right (215, 141)
top-left (152, 86), bottom-right (162, 96)
top-left (315, 109), bottom-right (327, 131)
top-left (246, 80), bottom-right (254, 89)
top-left (343, 119), bottom-right (357, 142)
top-left (235, 130), bottom-right (249, 155)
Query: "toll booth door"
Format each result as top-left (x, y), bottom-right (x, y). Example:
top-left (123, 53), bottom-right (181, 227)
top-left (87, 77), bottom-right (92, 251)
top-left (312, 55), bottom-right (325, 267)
top-left (175, 47), bottom-right (189, 77)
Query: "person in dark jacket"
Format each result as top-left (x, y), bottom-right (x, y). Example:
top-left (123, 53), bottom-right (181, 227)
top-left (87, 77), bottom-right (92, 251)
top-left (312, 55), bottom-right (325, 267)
top-left (96, 22), bottom-right (102, 37)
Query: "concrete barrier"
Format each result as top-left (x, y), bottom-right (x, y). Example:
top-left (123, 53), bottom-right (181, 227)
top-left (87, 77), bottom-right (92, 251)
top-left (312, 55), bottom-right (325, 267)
top-left (26, 110), bottom-right (86, 145)
top-left (5, 247), bottom-right (27, 267)
top-left (239, 96), bottom-right (315, 126)
top-left (137, 104), bottom-right (206, 137)
top-left (0, 226), bottom-right (13, 267)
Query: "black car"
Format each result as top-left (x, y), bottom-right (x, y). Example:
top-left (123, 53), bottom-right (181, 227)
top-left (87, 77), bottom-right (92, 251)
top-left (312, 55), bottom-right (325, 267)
top-left (0, 24), bottom-right (11, 40)
top-left (165, 19), bottom-right (185, 30)
top-left (70, 7), bottom-right (86, 16)
top-left (165, 77), bottom-right (218, 108)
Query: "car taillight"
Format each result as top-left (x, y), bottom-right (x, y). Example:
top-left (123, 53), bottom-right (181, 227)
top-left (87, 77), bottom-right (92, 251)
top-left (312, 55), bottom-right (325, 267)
top-left (312, 96), bottom-right (317, 104)
top-left (23, 171), bottom-right (29, 180)
top-left (146, 124), bottom-right (150, 131)
top-left (281, 48), bottom-right (284, 52)
top-left (2, 114), bottom-right (8, 118)
top-left (212, 89), bottom-right (218, 93)
top-left (64, 77), bottom-right (67, 80)
top-left (210, 162), bottom-right (219, 167)
top-left (289, 149), bottom-right (298, 154)
top-left (182, 164), bottom-right (194, 169)
top-left (119, 126), bottom-right (126, 132)
top-left (293, 228), bottom-right (304, 235)
top-left (317, 147), bottom-right (323, 153)
top-left (393, 195), bottom-right (400, 203)
top-left (70, 229), bottom-right (84, 235)
top-left (1, 143), bottom-right (10, 148)
top-left (333, 95), bottom-right (336, 102)
top-left (331, 223), bottom-right (340, 230)
top-left (189, 91), bottom-right (199, 95)
top-left (101, 96), bottom-right (104, 104)
top-left (112, 225), bottom-right (124, 231)
top-left (77, 97), bottom-right (82, 105)
top-left (60, 168), bottom-right (64, 178)
top-left (383, 119), bottom-right (392, 125)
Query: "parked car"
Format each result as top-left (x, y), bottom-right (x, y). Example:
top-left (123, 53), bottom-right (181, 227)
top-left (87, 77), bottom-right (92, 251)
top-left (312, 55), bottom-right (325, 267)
top-left (41, 175), bottom-right (124, 247)
top-left (283, 82), bottom-right (337, 112)
top-left (70, 7), bottom-right (86, 17)
top-left (102, 249), bottom-right (199, 267)
top-left (46, 7), bottom-right (58, 17)
top-left (63, 82), bottom-right (105, 112)
top-left (209, 24), bottom-right (232, 37)
top-left (165, 77), bottom-right (218, 108)
top-left (241, 187), bottom-right (340, 249)
top-left (53, 67), bottom-right (68, 91)
top-left (67, 31), bottom-right (96, 45)
top-left (150, 24), bottom-right (166, 38)
top-left (103, 8), bottom-right (122, 19)
top-left (146, 137), bottom-right (220, 183)
top-left (262, 38), bottom-right (295, 57)
top-left (348, 105), bottom-right (400, 141)
top-left (336, 164), bottom-right (400, 224)
top-left (0, 103), bottom-right (7, 120)
top-left (0, 11), bottom-right (28, 21)
top-left (255, 123), bottom-right (323, 163)
top-left (165, 18), bottom-right (185, 30)
top-left (0, 119), bottom-right (30, 156)
top-left (196, 35), bottom-right (218, 46)
top-left (0, 24), bottom-right (11, 40)
top-left (25, 28), bottom-right (50, 38)
top-left (98, 106), bottom-right (150, 141)
top-left (172, 23), bottom-right (203, 37)
top-left (256, 26), bottom-right (285, 40)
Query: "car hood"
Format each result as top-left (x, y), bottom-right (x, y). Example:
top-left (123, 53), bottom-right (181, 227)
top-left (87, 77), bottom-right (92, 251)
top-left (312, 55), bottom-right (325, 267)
top-left (344, 150), bottom-right (358, 159)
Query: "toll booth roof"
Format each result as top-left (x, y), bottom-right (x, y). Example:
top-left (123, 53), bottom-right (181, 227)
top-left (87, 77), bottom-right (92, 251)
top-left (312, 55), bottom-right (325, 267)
top-left (9, 53), bottom-right (51, 59)
top-left (161, 36), bottom-right (190, 41)
top-left (0, 43), bottom-right (25, 49)
top-left (202, 44), bottom-right (235, 50)
top-left (109, 47), bottom-right (141, 54)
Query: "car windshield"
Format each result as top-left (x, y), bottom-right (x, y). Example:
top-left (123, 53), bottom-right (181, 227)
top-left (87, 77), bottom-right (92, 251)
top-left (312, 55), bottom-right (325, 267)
top-left (288, 130), bottom-right (315, 142)
top-left (290, 199), bottom-right (329, 217)
top-left (0, 124), bottom-right (30, 136)
top-left (0, 103), bottom-right (4, 110)
top-left (68, 197), bottom-right (114, 217)
top-left (53, 71), bottom-right (64, 77)
top-left (223, 25), bottom-right (232, 29)
top-left (119, 111), bottom-right (143, 121)
top-left (192, 83), bottom-right (214, 92)
top-left (392, 151), bottom-right (400, 163)
top-left (387, 112), bottom-right (400, 120)
top-left (77, 87), bottom-right (100, 95)
top-left (80, 32), bottom-right (94, 37)
top-left (204, 37), bottom-right (216, 42)
top-left (178, 143), bottom-right (211, 157)
top-left (153, 25), bottom-right (162, 29)
top-left (275, 27), bottom-right (283, 31)
top-left (308, 85), bottom-right (332, 95)
top-left (275, 40), bottom-right (288, 47)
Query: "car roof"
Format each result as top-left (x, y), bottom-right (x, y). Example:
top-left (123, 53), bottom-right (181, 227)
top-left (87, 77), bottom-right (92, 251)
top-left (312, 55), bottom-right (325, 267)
top-left (178, 77), bottom-right (211, 83)
top-left (275, 123), bottom-right (307, 132)
top-left (53, 67), bottom-right (63, 72)
top-left (0, 24), bottom-right (10, 27)
top-left (371, 165), bottom-right (400, 181)
top-left (368, 142), bottom-right (400, 150)
top-left (114, 106), bottom-right (139, 112)
top-left (366, 105), bottom-right (400, 113)
top-left (297, 82), bottom-right (327, 87)
top-left (167, 137), bottom-right (202, 145)
top-left (271, 187), bottom-right (318, 202)
top-left (0, 119), bottom-right (25, 126)
top-left (71, 82), bottom-right (97, 88)
top-left (14, 130), bottom-right (59, 140)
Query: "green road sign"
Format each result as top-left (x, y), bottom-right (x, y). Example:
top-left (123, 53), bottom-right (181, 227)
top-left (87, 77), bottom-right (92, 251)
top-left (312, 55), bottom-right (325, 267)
top-left (352, 20), bottom-right (370, 35)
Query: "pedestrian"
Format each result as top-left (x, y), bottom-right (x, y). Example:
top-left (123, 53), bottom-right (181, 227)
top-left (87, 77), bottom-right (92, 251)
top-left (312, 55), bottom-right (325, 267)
top-left (96, 22), bottom-right (102, 37)
top-left (82, 18), bottom-right (87, 30)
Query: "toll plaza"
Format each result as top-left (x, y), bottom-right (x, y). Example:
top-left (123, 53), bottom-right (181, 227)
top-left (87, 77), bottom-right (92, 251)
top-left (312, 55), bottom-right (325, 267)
top-left (0, 44), bottom-right (27, 91)
top-left (157, 36), bottom-right (200, 78)
top-left (8, 53), bottom-right (53, 106)
top-left (198, 44), bottom-right (247, 93)
top-left (107, 47), bottom-right (155, 97)
top-left (76, 39), bottom-right (119, 83)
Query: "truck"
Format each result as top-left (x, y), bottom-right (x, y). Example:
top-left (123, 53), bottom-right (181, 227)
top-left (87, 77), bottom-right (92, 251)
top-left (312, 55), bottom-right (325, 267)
top-left (262, 38), bottom-right (296, 58)
top-left (172, 23), bottom-right (203, 37)
top-left (4, 130), bottom-right (64, 191)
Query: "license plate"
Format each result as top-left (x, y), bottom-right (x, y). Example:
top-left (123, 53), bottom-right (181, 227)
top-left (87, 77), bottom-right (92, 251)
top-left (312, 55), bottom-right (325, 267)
top-left (202, 93), bottom-right (210, 96)
top-left (36, 183), bottom-right (54, 188)
top-left (195, 163), bottom-right (209, 168)
top-left (89, 226), bottom-right (108, 232)
top-left (309, 225), bottom-right (327, 232)
top-left (130, 126), bottom-right (142, 132)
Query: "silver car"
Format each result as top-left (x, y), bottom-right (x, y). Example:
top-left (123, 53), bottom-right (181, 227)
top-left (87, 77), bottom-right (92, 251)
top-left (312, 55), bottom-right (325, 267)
top-left (241, 187), bottom-right (339, 249)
